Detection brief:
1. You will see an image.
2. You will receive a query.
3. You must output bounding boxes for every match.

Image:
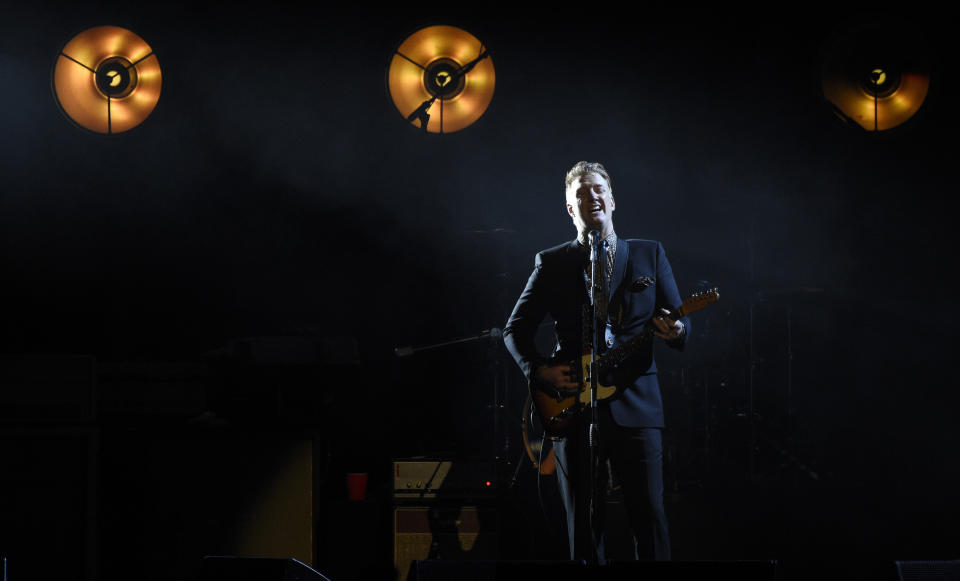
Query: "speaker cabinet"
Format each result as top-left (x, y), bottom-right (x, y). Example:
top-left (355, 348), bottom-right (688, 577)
top-left (394, 506), bottom-right (497, 581)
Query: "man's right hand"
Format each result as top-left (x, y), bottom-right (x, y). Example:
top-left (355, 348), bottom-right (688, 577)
top-left (535, 362), bottom-right (580, 394)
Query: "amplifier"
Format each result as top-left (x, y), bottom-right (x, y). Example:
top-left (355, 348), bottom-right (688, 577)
top-left (392, 459), bottom-right (495, 500)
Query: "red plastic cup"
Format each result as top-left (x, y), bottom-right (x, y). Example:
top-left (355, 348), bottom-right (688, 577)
top-left (346, 472), bottom-right (368, 501)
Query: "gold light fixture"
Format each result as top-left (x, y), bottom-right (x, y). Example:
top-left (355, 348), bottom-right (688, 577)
top-left (53, 25), bottom-right (162, 134)
top-left (387, 25), bottom-right (495, 134)
top-left (822, 24), bottom-right (930, 132)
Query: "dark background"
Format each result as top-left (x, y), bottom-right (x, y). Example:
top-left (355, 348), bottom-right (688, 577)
top-left (1, 4), bottom-right (957, 581)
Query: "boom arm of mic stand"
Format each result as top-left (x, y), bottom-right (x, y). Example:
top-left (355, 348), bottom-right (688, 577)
top-left (393, 328), bottom-right (502, 357)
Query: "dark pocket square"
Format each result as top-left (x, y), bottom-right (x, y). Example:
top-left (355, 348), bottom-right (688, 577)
top-left (629, 276), bottom-right (655, 291)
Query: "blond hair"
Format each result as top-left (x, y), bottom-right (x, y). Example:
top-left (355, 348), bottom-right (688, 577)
top-left (565, 161), bottom-right (612, 190)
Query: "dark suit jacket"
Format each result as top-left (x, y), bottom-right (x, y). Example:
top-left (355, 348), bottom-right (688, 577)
top-left (504, 237), bottom-right (687, 428)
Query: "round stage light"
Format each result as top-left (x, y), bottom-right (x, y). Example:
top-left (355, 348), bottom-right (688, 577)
top-left (822, 24), bottom-right (930, 132)
top-left (387, 25), bottom-right (495, 134)
top-left (53, 25), bottom-right (162, 134)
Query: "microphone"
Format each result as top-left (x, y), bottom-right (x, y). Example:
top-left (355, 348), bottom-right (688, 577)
top-left (589, 230), bottom-right (601, 262)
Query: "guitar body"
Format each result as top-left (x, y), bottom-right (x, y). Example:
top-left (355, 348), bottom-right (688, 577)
top-left (530, 289), bottom-right (720, 437)
top-left (532, 353), bottom-right (619, 436)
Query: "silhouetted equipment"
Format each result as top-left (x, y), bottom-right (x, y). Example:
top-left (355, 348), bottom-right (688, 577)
top-left (394, 506), bottom-right (498, 581)
top-left (896, 560), bottom-right (960, 581)
top-left (822, 22), bottom-right (931, 131)
top-left (392, 460), bottom-right (499, 580)
top-left (52, 26), bottom-right (162, 133)
top-left (410, 560), bottom-right (778, 580)
top-left (387, 25), bottom-right (495, 133)
top-left (413, 560), bottom-right (584, 581)
top-left (201, 557), bottom-right (330, 581)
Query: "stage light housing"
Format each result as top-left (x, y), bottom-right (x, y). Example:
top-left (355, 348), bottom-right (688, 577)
top-left (821, 24), bottom-right (930, 132)
top-left (53, 25), bottom-right (162, 134)
top-left (387, 25), bottom-right (495, 134)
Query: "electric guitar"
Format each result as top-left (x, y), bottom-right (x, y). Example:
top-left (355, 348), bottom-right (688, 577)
top-left (532, 288), bottom-right (720, 435)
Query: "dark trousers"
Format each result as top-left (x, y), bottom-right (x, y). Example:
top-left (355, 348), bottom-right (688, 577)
top-left (553, 405), bottom-right (671, 563)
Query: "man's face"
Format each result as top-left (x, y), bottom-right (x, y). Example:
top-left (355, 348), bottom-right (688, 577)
top-left (566, 172), bottom-right (615, 234)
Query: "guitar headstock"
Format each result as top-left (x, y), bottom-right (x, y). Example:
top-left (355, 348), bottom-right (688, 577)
top-left (677, 288), bottom-right (720, 316)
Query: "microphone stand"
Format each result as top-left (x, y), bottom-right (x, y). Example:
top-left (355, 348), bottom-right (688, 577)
top-left (587, 230), bottom-right (602, 564)
top-left (393, 328), bottom-right (507, 484)
top-left (392, 328), bottom-right (501, 358)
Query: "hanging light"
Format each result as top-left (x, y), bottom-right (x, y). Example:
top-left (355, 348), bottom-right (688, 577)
top-left (387, 25), bottom-right (495, 134)
top-left (53, 25), bottom-right (162, 134)
top-left (822, 23), bottom-right (930, 132)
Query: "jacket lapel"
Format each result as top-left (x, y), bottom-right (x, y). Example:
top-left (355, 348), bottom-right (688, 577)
top-left (564, 239), bottom-right (588, 302)
top-left (608, 237), bottom-right (628, 302)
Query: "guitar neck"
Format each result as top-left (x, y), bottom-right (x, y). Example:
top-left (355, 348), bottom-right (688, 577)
top-left (594, 288), bottom-right (719, 375)
top-left (596, 325), bottom-right (655, 375)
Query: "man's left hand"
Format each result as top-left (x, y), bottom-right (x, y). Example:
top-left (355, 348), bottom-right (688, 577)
top-left (653, 308), bottom-right (684, 341)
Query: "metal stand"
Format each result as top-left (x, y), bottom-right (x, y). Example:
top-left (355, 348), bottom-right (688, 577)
top-left (393, 327), bottom-right (508, 470)
top-left (393, 328), bottom-right (501, 359)
top-left (587, 230), bottom-right (603, 564)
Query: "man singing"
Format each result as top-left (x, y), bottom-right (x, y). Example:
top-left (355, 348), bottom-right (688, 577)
top-left (503, 161), bottom-right (688, 562)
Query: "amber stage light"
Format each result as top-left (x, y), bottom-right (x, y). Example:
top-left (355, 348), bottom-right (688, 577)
top-left (822, 25), bottom-right (930, 132)
top-left (387, 25), bottom-right (495, 134)
top-left (53, 26), bottom-right (162, 134)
